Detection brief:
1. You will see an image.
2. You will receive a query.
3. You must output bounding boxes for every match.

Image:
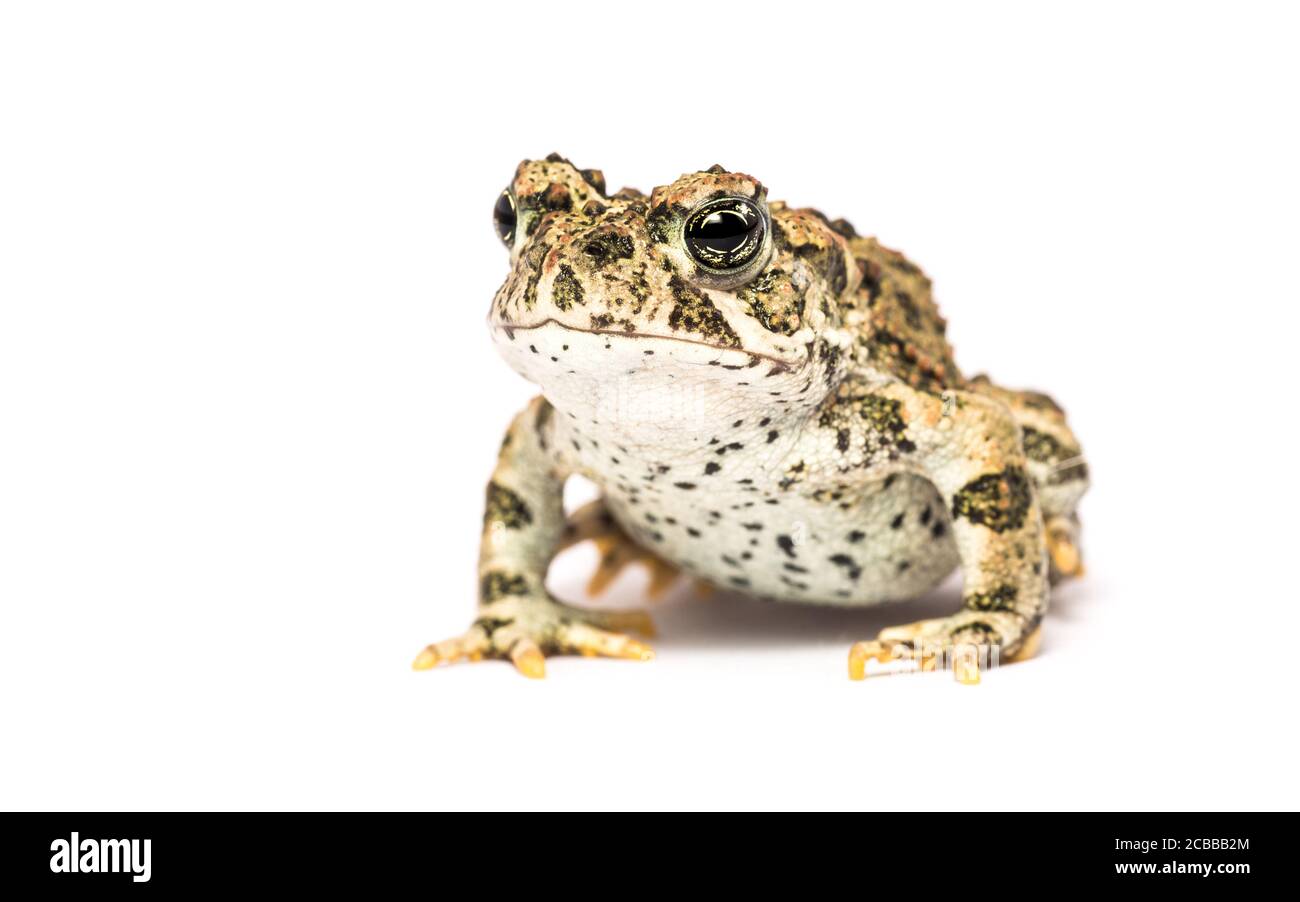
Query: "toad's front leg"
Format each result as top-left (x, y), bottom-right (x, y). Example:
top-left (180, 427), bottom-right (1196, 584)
top-left (412, 397), bottom-right (654, 679)
top-left (850, 389), bottom-right (1049, 682)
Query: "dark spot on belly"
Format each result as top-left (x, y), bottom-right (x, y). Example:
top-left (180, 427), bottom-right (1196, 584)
top-left (847, 530), bottom-right (865, 543)
top-left (829, 553), bottom-right (862, 580)
top-left (776, 534), bottom-right (796, 558)
top-left (673, 482), bottom-right (697, 490)
top-left (890, 513), bottom-right (905, 529)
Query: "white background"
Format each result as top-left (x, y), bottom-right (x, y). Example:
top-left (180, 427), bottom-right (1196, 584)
top-left (2, 1), bottom-right (1297, 811)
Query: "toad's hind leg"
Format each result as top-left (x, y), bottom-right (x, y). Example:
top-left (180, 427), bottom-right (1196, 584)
top-left (556, 498), bottom-right (681, 599)
top-left (965, 376), bottom-right (1090, 582)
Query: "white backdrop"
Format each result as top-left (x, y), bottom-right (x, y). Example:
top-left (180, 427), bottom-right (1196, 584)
top-left (2, 1), bottom-right (1297, 811)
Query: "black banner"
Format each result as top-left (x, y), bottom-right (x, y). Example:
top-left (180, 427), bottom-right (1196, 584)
top-left (0, 812), bottom-right (1285, 892)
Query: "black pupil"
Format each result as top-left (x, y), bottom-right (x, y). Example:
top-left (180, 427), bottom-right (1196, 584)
top-left (690, 209), bottom-right (754, 253)
top-left (493, 191), bottom-right (516, 244)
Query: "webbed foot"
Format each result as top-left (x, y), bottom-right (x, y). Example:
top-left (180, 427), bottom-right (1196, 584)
top-left (848, 616), bottom-right (1041, 683)
top-left (558, 499), bottom-right (681, 599)
top-left (1046, 515), bottom-right (1085, 582)
top-left (412, 599), bottom-right (655, 679)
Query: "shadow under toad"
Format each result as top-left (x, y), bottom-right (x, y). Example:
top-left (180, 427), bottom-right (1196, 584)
top-left (549, 546), bottom-right (1094, 658)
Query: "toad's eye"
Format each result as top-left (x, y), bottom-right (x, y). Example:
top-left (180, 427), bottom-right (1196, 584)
top-left (683, 197), bottom-right (766, 270)
top-left (493, 189), bottom-right (517, 246)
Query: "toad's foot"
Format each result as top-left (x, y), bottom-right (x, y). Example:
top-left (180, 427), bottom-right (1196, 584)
top-left (412, 598), bottom-right (656, 680)
top-left (1046, 514), bottom-right (1085, 583)
top-left (848, 614), bottom-right (1041, 683)
top-left (557, 499), bottom-right (680, 599)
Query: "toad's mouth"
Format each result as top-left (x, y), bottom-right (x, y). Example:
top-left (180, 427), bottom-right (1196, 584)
top-left (490, 318), bottom-right (808, 372)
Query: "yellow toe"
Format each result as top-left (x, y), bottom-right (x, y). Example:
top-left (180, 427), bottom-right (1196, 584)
top-left (954, 646), bottom-right (981, 685)
top-left (619, 639), bottom-right (656, 662)
top-left (1004, 627), bottom-right (1043, 663)
top-left (510, 640), bottom-right (547, 679)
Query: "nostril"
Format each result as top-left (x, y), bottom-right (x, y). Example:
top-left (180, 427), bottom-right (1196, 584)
top-left (580, 231), bottom-right (635, 266)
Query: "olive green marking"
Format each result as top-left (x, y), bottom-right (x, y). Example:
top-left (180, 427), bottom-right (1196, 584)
top-left (472, 616), bottom-right (515, 639)
top-left (667, 275), bottom-right (740, 347)
top-left (966, 585), bottom-right (1019, 613)
top-left (858, 394), bottom-right (912, 447)
top-left (646, 202), bottom-right (686, 244)
top-left (484, 481), bottom-right (533, 530)
top-left (520, 243), bottom-right (548, 310)
top-left (817, 392), bottom-right (916, 458)
top-left (948, 621), bottom-right (1003, 645)
top-left (581, 231), bottom-right (634, 266)
top-left (520, 185), bottom-right (572, 215)
top-left (551, 263), bottom-right (585, 311)
top-left (1022, 426), bottom-right (1068, 463)
top-left (738, 268), bottom-right (805, 335)
top-left (480, 571), bottom-right (530, 603)
top-left (951, 466), bottom-right (1033, 533)
top-left (1021, 425), bottom-right (1088, 485)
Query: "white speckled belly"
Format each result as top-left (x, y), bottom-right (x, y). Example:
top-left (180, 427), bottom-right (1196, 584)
top-left (605, 473), bottom-right (957, 605)
top-left (561, 419), bottom-right (960, 606)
